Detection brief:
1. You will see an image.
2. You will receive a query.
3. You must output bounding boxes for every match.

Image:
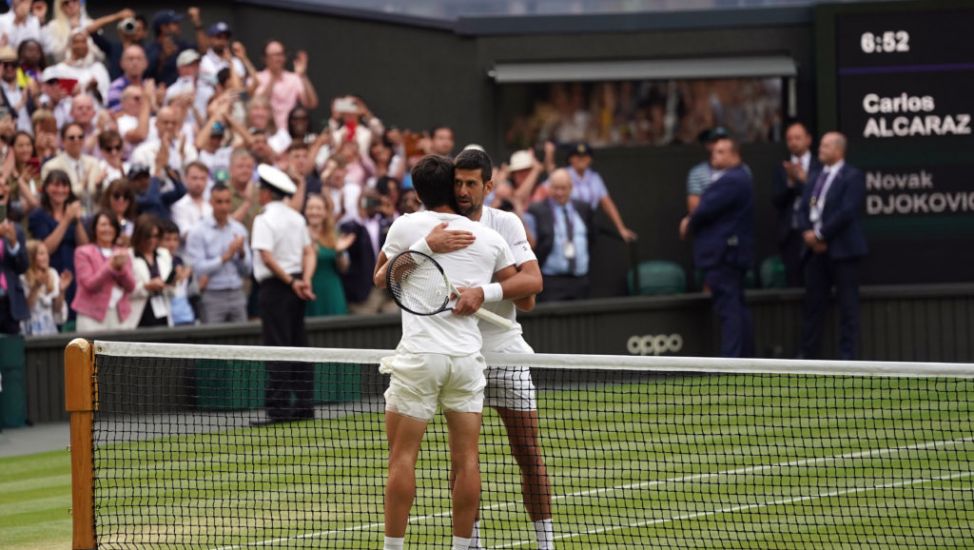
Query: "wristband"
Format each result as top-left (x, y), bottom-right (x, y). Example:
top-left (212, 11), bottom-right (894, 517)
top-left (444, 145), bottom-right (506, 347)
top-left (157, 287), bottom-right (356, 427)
top-left (408, 237), bottom-right (434, 256)
top-left (480, 282), bottom-right (504, 303)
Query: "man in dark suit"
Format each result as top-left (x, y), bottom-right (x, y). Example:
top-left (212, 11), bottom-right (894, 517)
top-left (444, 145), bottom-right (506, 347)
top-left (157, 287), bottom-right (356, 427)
top-left (0, 216), bottom-right (29, 334)
top-left (680, 137), bottom-right (755, 358)
top-left (771, 121), bottom-right (820, 287)
top-left (339, 189), bottom-right (395, 314)
top-left (798, 132), bottom-right (867, 360)
top-left (524, 168), bottom-right (594, 302)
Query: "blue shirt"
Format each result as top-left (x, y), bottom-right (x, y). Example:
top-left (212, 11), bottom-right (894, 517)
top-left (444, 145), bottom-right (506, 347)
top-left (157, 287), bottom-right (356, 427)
top-left (184, 216), bottom-right (252, 291)
top-left (524, 200), bottom-right (589, 277)
top-left (568, 168), bottom-right (608, 209)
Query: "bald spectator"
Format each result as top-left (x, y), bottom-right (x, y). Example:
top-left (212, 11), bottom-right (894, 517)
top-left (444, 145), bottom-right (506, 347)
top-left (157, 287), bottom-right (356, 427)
top-left (107, 44), bottom-right (149, 110)
top-left (525, 168), bottom-right (595, 302)
top-left (130, 106), bottom-right (198, 179)
top-left (85, 8), bottom-right (142, 79)
top-left (799, 131), bottom-right (867, 360)
top-left (255, 40), bottom-right (319, 131)
top-left (67, 94), bottom-right (109, 155)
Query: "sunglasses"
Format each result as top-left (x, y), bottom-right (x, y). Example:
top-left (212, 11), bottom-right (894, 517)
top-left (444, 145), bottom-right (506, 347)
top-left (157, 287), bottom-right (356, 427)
top-left (112, 193), bottom-right (130, 201)
top-left (65, 134), bottom-right (84, 141)
top-left (103, 144), bottom-right (123, 152)
top-left (0, 62), bottom-right (16, 68)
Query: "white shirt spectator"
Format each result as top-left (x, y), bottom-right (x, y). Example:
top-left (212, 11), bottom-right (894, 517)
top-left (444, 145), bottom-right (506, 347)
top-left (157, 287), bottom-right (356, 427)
top-left (171, 194), bottom-right (213, 238)
top-left (251, 200), bottom-right (310, 282)
top-left (0, 79), bottom-right (32, 133)
top-left (199, 50), bottom-right (245, 88)
top-left (130, 138), bottom-right (198, 178)
top-left (0, 12), bottom-right (41, 50)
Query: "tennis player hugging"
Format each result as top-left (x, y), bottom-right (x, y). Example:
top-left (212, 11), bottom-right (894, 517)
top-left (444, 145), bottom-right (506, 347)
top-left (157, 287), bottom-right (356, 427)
top-left (373, 149), bottom-right (553, 550)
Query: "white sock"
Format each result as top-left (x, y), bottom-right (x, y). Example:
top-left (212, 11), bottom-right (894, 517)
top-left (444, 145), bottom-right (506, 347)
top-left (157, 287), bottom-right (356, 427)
top-left (452, 535), bottom-right (472, 550)
top-left (468, 520), bottom-right (481, 549)
top-left (535, 518), bottom-right (554, 549)
top-left (383, 536), bottom-right (404, 550)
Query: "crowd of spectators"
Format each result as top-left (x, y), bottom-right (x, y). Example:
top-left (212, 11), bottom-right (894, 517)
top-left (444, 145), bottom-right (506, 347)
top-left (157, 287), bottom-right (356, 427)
top-left (0, 3), bottom-right (635, 337)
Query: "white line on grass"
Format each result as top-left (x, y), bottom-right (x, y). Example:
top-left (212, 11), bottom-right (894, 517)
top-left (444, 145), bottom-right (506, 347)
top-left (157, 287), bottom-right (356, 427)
top-left (491, 470), bottom-right (974, 548)
top-left (210, 436), bottom-right (974, 550)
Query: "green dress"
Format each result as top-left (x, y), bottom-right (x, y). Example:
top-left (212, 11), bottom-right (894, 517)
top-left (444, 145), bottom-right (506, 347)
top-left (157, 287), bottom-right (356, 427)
top-left (306, 243), bottom-right (348, 316)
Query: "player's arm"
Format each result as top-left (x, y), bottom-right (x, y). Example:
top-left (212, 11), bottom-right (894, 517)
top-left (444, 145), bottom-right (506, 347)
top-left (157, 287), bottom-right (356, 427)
top-left (509, 259), bottom-right (541, 312)
top-left (373, 250), bottom-right (389, 288)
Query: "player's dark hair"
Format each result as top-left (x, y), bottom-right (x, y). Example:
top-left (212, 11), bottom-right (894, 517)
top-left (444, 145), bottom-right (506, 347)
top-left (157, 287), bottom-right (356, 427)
top-left (411, 155), bottom-right (454, 209)
top-left (454, 149), bottom-right (492, 184)
top-left (785, 120), bottom-right (812, 136)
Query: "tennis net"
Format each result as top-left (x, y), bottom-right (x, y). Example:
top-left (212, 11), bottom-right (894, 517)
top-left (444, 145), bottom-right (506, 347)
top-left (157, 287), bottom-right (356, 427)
top-left (65, 340), bottom-right (974, 549)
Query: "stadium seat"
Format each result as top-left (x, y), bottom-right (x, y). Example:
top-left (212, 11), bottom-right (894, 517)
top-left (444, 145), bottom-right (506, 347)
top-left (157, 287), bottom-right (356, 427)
top-left (628, 261), bottom-right (687, 295)
top-left (760, 256), bottom-right (788, 289)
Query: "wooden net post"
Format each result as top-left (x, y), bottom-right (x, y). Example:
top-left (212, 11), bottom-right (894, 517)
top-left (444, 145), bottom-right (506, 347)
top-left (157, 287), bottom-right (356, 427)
top-left (64, 338), bottom-right (95, 550)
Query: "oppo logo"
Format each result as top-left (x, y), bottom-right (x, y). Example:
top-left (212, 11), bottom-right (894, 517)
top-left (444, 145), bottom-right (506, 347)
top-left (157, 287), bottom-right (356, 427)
top-left (627, 334), bottom-right (683, 356)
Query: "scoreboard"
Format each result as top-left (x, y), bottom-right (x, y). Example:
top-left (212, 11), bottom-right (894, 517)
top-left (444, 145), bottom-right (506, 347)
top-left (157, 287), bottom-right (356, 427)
top-left (817, 1), bottom-right (974, 284)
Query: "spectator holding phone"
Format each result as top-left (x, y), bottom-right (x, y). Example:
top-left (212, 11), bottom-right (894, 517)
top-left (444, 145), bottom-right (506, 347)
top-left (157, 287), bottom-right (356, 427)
top-left (72, 210), bottom-right (135, 332)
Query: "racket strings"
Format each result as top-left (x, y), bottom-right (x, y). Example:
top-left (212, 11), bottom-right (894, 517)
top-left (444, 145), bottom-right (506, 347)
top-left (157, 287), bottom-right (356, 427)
top-left (388, 252), bottom-right (452, 314)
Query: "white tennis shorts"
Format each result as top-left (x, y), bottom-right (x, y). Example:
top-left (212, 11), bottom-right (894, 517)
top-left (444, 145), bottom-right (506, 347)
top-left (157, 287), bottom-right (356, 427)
top-left (484, 338), bottom-right (537, 411)
top-left (380, 348), bottom-right (487, 421)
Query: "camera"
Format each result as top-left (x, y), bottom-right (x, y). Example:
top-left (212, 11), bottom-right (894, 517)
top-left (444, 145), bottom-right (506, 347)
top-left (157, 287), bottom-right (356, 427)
top-left (118, 17), bottom-right (137, 34)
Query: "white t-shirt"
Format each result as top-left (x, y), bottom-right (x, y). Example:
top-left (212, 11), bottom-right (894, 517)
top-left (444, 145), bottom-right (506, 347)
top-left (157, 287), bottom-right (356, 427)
top-left (251, 200), bottom-right (310, 282)
top-left (478, 206), bottom-right (537, 350)
top-left (171, 195), bottom-right (213, 238)
top-left (382, 211), bottom-right (515, 356)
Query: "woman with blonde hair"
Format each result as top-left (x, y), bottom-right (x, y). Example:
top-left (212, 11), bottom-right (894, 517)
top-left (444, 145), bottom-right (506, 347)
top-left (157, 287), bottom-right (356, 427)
top-left (304, 193), bottom-right (352, 317)
top-left (41, 0), bottom-right (93, 62)
top-left (21, 239), bottom-right (72, 335)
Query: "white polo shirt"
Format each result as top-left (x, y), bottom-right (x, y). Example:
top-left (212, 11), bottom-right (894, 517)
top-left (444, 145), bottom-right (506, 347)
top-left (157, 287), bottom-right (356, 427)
top-left (382, 211), bottom-right (515, 356)
top-left (251, 200), bottom-right (310, 282)
top-left (478, 206), bottom-right (536, 350)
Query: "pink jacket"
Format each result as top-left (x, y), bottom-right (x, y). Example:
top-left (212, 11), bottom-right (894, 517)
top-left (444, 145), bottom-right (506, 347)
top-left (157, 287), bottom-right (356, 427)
top-left (71, 245), bottom-right (137, 322)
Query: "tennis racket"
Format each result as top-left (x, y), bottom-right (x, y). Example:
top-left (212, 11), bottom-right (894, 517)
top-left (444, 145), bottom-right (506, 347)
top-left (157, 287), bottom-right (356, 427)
top-left (386, 250), bottom-right (513, 330)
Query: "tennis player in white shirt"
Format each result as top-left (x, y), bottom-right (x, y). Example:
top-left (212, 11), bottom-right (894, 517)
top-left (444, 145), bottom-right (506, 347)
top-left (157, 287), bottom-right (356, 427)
top-left (419, 147), bottom-right (553, 549)
top-left (372, 154), bottom-right (519, 550)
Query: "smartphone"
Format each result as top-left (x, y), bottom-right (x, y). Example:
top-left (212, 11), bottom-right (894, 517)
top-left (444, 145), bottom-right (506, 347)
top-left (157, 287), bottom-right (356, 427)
top-left (26, 157), bottom-right (40, 172)
top-left (0, 203), bottom-right (7, 223)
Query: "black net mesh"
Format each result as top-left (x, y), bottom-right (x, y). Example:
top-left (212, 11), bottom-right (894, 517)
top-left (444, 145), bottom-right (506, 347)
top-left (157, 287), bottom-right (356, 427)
top-left (89, 352), bottom-right (974, 549)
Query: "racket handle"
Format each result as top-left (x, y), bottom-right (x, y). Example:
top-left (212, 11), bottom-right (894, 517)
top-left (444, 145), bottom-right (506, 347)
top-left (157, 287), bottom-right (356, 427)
top-left (474, 307), bottom-right (514, 330)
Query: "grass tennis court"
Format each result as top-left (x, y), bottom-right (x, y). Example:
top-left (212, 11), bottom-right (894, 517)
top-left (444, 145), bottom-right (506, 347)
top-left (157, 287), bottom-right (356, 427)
top-left (82, 370), bottom-right (973, 549)
top-left (0, 450), bottom-right (72, 550)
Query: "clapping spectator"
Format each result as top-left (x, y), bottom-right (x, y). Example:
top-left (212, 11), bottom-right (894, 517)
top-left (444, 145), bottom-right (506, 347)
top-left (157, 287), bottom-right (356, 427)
top-left (0, 0), bottom-right (42, 51)
top-left (115, 84), bottom-right (150, 151)
top-left (72, 210), bottom-right (135, 332)
top-left (96, 130), bottom-right (127, 184)
top-left (0, 45), bottom-right (36, 133)
top-left (255, 40), bottom-right (318, 132)
top-left (27, 169), bottom-right (87, 311)
top-left (3, 131), bottom-right (41, 217)
top-left (129, 156), bottom-right (185, 221)
top-left (129, 214), bottom-right (172, 327)
top-left (159, 219), bottom-right (195, 326)
top-left (304, 193), bottom-right (351, 317)
top-left (199, 21), bottom-right (249, 94)
top-left (96, 178), bottom-right (136, 246)
top-left (20, 239), bottom-right (70, 335)
top-left (227, 148), bottom-right (259, 230)
top-left (130, 105), bottom-right (197, 179)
